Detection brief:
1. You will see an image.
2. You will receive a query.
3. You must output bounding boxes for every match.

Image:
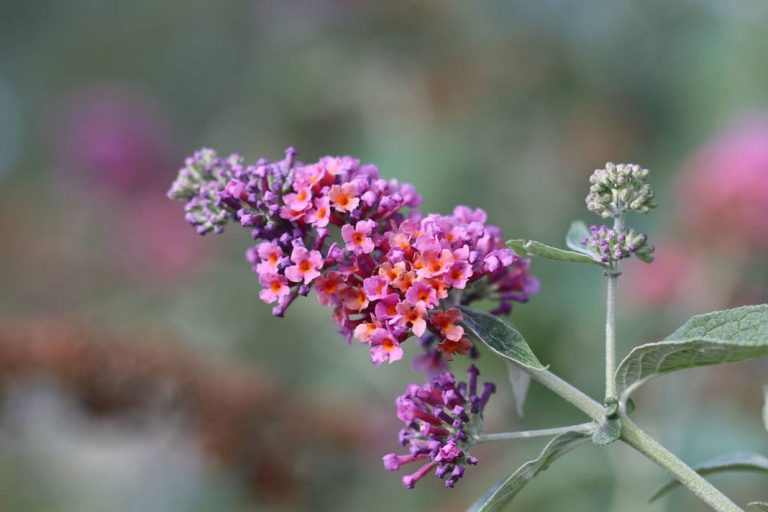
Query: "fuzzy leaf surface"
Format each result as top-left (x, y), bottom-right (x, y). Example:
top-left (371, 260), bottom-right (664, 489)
top-left (467, 431), bottom-right (591, 512)
top-left (507, 239), bottom-right (600, 265)
top-left (460, 307), bottom-right (545, 371)
top-left (650, 453), bottom-right (768, 502)
top-left (615, 305), bottom-right (768, 398)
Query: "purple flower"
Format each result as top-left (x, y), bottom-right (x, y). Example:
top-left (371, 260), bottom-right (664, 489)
top-left (382, 365), bottom-right (494, 489)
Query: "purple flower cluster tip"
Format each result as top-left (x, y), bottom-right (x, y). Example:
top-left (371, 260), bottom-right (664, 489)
top-left (382, 365), bottom-right (493, 489)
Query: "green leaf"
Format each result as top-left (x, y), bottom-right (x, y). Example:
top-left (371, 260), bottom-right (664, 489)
top-left (506, 361), bottom-right (531, 418)
top-left (748, 502), bottom-right (768, 511)
top-left (459, 307), bottom-right (545, 371)
top-left (592, 416), bottom-right (621, 445)
top-left (507, 239), bottom-right (601, 265)
top-left (649, 453), bottom-right (768, 502)
top-left (467, 431), bottom-right (591, 512)
top-left (615, 305), bottom-right (768, 398)
top-left (565, 220), bottom-right (596, 257)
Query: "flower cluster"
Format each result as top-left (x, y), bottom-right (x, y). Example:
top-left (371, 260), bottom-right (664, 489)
top-left (168, 148), bottom-right (539, 366)
top-left (382, 366), bottom-right (493, 489)
top-left (582, 225), bottom-right (654, 264)
top-left (586, 162), bottom-right (657, 218)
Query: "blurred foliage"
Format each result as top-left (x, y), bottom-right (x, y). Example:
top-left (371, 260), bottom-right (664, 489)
top-left (1, 1), bottom-right (768, 510)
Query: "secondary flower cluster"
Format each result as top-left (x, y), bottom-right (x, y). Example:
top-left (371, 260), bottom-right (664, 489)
top-left (586, 162), bottom-right (657, 218)
top-left (383, 366), bottom-right (493, 489)
top-left (168, 148), bottom-right (539, 366)
top-left (582, 224), bottom-right (654, 264)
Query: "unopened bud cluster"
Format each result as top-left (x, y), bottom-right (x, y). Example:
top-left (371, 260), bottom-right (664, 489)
top-left (582, 225), bottom-right (654, 264)
top-left (586, 162), bottom-right (656, 218)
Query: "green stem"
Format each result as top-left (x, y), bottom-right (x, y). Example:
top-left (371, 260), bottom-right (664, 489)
top-left (620, 415), bottom-right (743, 512)
top-left (475, 422), bottom-right (596, 444)
top-left (605, 270), bottom-right (618, 399)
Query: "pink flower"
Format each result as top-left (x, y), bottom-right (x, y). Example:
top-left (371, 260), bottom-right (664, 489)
top-left (283, 185), bottom-right (313, 212)
top-left (415, 249), bottom-right (454, 279)
top-left (370, 328), bottom-right (404, 365)
top-left (314, 271), bottom-right (344, 306)
top-left (445, 261), bottom-right (473, 289)
top-left (405, 281), bottom-right (438, 307)
top-left (306, 196), bottom-right (331, 227)
top-left (341, 220), bottom-right (376, 254)
top-left (374, 293), bottom-right (401, 321)
top-left (396, 301), bottom-right (427, 337)
top-left (285, 247), bottom-right (323, 284)
top-left (353, 321), bottom-right (379, 343)
top-left (254, 241), bottom-right (285, 275)
top-left (329, 183), bottom-right (360, 213)
top-left (430, 308), bottom-right (464, 342)
top-left (258, 273), bottom-right (290, 303)
top-left (363, 276), bottom-right (389, 301)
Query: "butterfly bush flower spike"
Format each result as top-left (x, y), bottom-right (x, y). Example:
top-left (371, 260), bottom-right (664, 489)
top-left (168, 147), bottom-right (539, 366)
top-left (382, 365), bottom-right (493, 489)
top-left (586, 162), bottom-right (657, 218)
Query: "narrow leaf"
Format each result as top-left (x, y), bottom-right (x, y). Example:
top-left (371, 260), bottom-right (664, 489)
top-left (565, 220), bottom-right (596, 257)
top-left (459, 307), bottom-right (545, 371)
top-left (649, 453), bottom-right (768, 502)
top-left (615, 305), bottom-right (768, 398)
top-left (506, 361), bottom-right (531, 418)
top-left (467, 431), bottom-right (591, 512)
top-left (748, 502), bottom-right (768, 511)
top-left (507, 239), bottom-right (601, 265)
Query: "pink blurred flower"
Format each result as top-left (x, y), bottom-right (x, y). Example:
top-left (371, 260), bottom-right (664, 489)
top-left (677, 116), bottom-right (768, 254)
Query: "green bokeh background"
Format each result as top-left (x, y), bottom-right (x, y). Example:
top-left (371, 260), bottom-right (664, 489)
top-left (1, 1), bottom-right (767, 511)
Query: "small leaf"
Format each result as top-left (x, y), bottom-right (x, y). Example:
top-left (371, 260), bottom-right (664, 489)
top-left (748, 502), bottom-right (768, 511)
top-left (615, 305), bottom-right (768, 399)
top-left (467, 431), bottom-right (591, 512)
top-left (506, 361), bottom-right (531, 418)
top-left (592, 416), bottom-right (621, 446)
top-left (459, 307), bottom-right (545, 371)
top-left (507, 239), bottom-right (601, 265)
top-left (565, 220), bottom-right (596, 257)
top-left (649, 453), bottom-right (768, 502)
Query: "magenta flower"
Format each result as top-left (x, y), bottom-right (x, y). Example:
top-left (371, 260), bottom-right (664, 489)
top-left (370, 328), bottom-right (404, 365)
top-left (285, 247), bottom-right (323, 284)
top-left (382, 366), bottom-right (493, 489)
top-left (168, 147), bottom-right (538, 364)
top-left (341, 219), bottom-right (376, 255)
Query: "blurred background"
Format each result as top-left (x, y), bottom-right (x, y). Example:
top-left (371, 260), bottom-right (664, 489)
top-left (1, 1), bottom-right (767, 511)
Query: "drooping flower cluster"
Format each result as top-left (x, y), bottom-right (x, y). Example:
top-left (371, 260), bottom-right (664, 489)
top-left (582, 224), bottom-right (654, 264)
top-left (586, 162), bottom-right (657, 218)
top-left (382, 366), bottom-right (493, 489)
top-left (168, 148), bottom-right (539, 366)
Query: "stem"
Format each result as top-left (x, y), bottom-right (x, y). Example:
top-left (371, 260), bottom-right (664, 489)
top-left (605, 270), bottom-right (618, 399)
top-left (475, 422), bottom-right (596, 444)
top-left (620, 415), bottom-right (743, 512)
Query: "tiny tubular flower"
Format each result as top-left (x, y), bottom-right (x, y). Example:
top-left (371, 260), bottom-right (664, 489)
top-left (430, 308), bottom-right (464, 342)
top-left (342, 219), bottom-right (377, 254)
top-left (329, 183), bottom-right (360, 213)
top-left (258, 273), bottom-right (290, 304)
top-left (370, 328), bottom-right (404, 365)
top-left (285, 247), bottom-right (324, 284)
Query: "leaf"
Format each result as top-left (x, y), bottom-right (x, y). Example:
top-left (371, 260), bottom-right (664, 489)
top-left (615, 305), bottom-right (768, 399)
top-left (467, 431), bottom-right (591, 512)
top-left (459, 307), bottom-right (545, 371)
top-left (506, 361), bottom-right (531, 418)
top-left (592, 416), bottom-right (621, 445)
top-left (565, 220), bottom-right (596, 257)
top-left (748, 502), bottom-right (768, 511)
top-left (507, 239), bottom-right (601, 265)
top-left (649, 453), bottom-right (768, 502)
